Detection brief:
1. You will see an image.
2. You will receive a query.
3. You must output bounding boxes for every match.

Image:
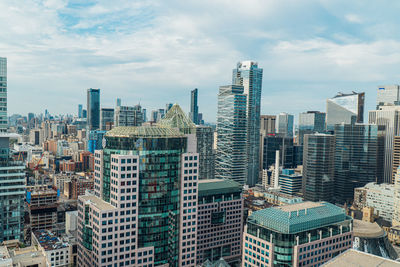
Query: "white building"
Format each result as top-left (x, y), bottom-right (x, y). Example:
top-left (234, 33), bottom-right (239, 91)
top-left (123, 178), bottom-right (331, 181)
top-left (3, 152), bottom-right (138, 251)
top-left (32, 230), bottom-right (71, 267)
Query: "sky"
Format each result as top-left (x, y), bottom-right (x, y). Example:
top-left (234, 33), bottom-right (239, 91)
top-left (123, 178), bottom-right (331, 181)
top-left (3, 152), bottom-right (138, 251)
top-left (2, 0), bottom-right (400, 123)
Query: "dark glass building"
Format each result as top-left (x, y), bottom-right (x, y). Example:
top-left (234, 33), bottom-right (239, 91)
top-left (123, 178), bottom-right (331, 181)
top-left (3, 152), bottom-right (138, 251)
top-left (303, 134), bottom-right (335, 202)
top-left (334, 123), bottom-right (378, 204)
top-left (190, 88), bottom-right (199, 125)
top-left (298, 111), bottom-right (326, 145)
top-left (262, 135), bottom-right (294, 170)
top-left (87, 88), bottom-right (100, 130)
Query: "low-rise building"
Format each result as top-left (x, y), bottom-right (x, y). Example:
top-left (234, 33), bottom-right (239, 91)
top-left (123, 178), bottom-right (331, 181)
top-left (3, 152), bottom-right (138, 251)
top-left (322, 249), bottom-right (400, 266)
top-left (32, 230), bottom-right (71, 267)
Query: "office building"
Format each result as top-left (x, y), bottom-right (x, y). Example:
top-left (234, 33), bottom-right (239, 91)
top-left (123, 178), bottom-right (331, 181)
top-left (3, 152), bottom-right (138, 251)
top-left (369, 105), bottom-right (400, 183)
top-left (261, 135), bottom-right (294, 170)
top-left (32, 230), bottom-right (71, 267)
top-left (190, 88), bottom-right (199, 124)
top-left (334, 123), bottom-right (378, 204)
top-left (100, 108), bottom-right (114, 130)
top-left (87, 88), bottom-right (100, 130)
top-left (78, 104), bottom-right (83, 118)
top-left (260, 115), bottom-right (276, 136)
top-left (233, 61), bottom-right (263, 186)
top-left (114, 105), bottom-right (143, 127)
top-left (78, 126), bottom-right (199, 267)
top-left (303, 134), bottom-right (335, 202)
top-left (393, 136), bottom-right (400, 183)
top-left (376, 85), bottom-right (400, 109)
top-left (298, 111), bottom-right (326, 145)
top-left (326, 92), bottom-right (365, 130)
top-left (116, 98), bottom-right (121, 107)
top-left (142, 108), bottom-right (147, 122)
top-left (393, 166), bottom-right (400, 226)
top-left (82, 109), bottom-right (87, 118)
top-left (215, 85), bottom-right (247, 185)
top-left (0, 58), bottom-right (7, 132)
top-left (87, 130), bottom-right (106, 153)
top-left (353, 182), bottom-right (395, 222)
top-left (276, 112), bottom-right (294, 137)
top-left (150, 110), bottom-right (158, 122)
top-left (196, 126), bottom-right (215, 179)
top-left (279, 169), bottom-right (302, 196)
top-left (242, 201), bottom-right (353, 267)
top-left (196, 179), bottom-right (243, 265)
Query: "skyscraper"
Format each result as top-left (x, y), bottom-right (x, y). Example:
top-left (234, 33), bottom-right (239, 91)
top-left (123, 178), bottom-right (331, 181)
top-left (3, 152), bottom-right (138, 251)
top-left (195, 126), bottom-right (215, 179)
top-left (298, 111), bottom-right (326, 145)
top-left (369, 105), bottom-right (400, 183)
top-left (189, 88), bottom-right (199, 124)
top-left (0, 58), bottom-right (7, 132)
top-left (100, 108), bottom-right (114, 130)
top-left (377, 85), bottom-right (400, 109)
top-left (114, 105), bottom-right (143, 127)
top-left (303, 133), bottom-right (335, 202)
top-left (276, 112), bottom-right (294, 137)
top-left (87, 88), bottom-right (100, 130)
top-left (261, 135), bottom-right (294, 169)
top-left (233, 61), bottom-right (263, 186)
top-left (215, 85), bottom-right (247, 185)
top-left (326, 92), bottom-right (365, 130)
top-left (334, 123), bottom-right (378, 204)
top-left (78, 104), bottom-right (83, 118)
top-left (116, 98), bottom-right (121, 107)
top-left (260, 115), bottom-right (276, 136)
top-left (78, 126), bottom-right (199, 267)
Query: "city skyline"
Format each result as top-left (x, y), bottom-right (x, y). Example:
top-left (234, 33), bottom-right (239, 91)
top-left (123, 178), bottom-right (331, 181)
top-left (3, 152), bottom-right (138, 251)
top-left (3, 1), bottom-right (400, 120)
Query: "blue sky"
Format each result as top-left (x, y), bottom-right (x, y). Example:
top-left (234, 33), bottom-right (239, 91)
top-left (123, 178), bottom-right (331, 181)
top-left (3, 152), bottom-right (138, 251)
top-left (2, 0), bottom-right (400, 122)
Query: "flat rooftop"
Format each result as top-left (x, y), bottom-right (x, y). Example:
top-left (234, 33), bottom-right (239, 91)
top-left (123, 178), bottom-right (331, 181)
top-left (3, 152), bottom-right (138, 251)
top-left (80, 195), bottom-right (116, 211)
top-left (322, 249), bottom-right (400, 266)
top-left (353, 219), bottom-right (385, 238)
top-left (278, 202), bottom-right (322, 212)
top-left (33, 230), bottom-right (69, 251)
top-left (198, 179), bottom-right (242, 197)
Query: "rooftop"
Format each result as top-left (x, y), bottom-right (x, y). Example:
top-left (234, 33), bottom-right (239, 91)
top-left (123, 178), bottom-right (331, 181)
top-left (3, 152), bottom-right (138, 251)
top-left (322, 249), bottom-right (400, 266)
top-left (106, 126), bottom-right (184, 138)
top-left (80, 195), bottom-right (116, 211)
top-left (158, 104), bottom-right (196, 134)
top-left (33, 230), bottom-right (69, 251)
top-left (249, 202), bottom-right (349, 234)
top-left (198, 179), bottom-right (242, 197)
top-left (353, 220), bottom-right (385, 238)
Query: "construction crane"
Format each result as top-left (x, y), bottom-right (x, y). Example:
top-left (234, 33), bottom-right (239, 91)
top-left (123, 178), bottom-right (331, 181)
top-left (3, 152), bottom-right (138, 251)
top-left (34, 153), bottom-right (44, 181)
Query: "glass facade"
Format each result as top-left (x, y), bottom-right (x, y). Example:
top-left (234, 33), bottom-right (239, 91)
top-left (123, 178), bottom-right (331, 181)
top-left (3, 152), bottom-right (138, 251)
top-left (215, 85), bottom-right (247, 185)
top-left (276, 113), bottom-right (294, 137)
top-left (303, 134), bottom-right (335, 202)
top-left (195, 126), bottom-right (215, 179)
top-left (0, 58), bottom-right (7, 132)
top-left (102, 132), bottom-right (187, 266)
top-left (100, 108), bottom-right (114, 130)
top-left (262, 135), bottom-right (294, 169)
top-left (334, 124), bottom-right (378, 204)
top-left (298, 111), bottom-right (326, 145)
top-left (326, 92), bottom-right (364, 130)
top-left (233, 61), bottom-right (263, 186)
top-left (190, 88), bottom-right (199, 125)
top-left (87, 88), bottom-right (100, 130)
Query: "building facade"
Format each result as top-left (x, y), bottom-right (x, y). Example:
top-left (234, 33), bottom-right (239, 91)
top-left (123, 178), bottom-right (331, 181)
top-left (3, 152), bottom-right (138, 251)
top-left (261, 135), bottom-right (294, 170)
top-left (196, 179), bottom-right (243, 265)
top-left (376, 85), bottom-right (400, 109)
top-left (233, 61), bottom-right (263, 186)
top-left (114, 105), bottom-right (143, 127)
top-left (326, 92), bottom-right (365, 130)
top-left (215, 85), bottom-right (247, 185)
top-left (190, 88), bottom-right (199, 125)
top-left (333, 123), bottom-right (378, 204)
top-left (196, 126), bottom-right (215, 179)
top-left (298, 111), bottom-right (326, 145)
top-left (275, 113), bottom-right (294, 137)
top-left (302, 134), bottom-right (335, 202)
top-left (0, 58), bottom-right (6, 132)
top-left (279, 169), bottom-right (302, 196)
top-left (100, 108), bottom-right (114, 131)
top-left (87, 88), bottom-right (100, 131)
top-left (242, 202), bottom-right (353, 267)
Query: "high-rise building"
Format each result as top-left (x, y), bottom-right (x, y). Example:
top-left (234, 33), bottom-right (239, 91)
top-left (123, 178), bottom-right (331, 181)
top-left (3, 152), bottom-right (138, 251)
top-left (166, 103), bottom-right (173, 112)
top-left (0, 58), bottom-right (7, 132)
top-left (100, 108), bottom-right (114, 131)
top-left (116, 98), bottom-right (121, 107)
top-left (393, 166), bottom-right (400, 226)
top-left (298, 111), bottom-right (326, 145)
top-left (78, 104), bottom-right (83, 118)
top-left (82, 109), bottom-right (87, 118)
top-left (279, 169), bottom-right (302, 195)
top-left (151, 110), bottom-right (158, 122)
top-left (196, 179), bottom-right (243, 265)
top-left (215, 85), bottom-right (247, 185)
top-left (334, 123), bottom-right (378, 204)
top-left (261, 135), bottom-right (294, 170)
top-left (369, 105), bottom-right (400, 183)
top-left (114, 105), bottom-right (143, 127)
top-left (276, 112), bottom-right (294, 137)
top-left (242, 201), bottom-right (353, 267)
top-left (142, 108), bottom-right (147, 122)
top-left (78, 126), bottom-right (199, 267)
top-left (195, 126), bottom-right (215, 179)
top-left (260, 115), bottom-right (276, 136)
top-left (233, 61), bottom-right (263, 186)
top-left (86, 88), bottom-right (100, 130)
top-left (392, 136), bottom-right (400, 183)
top-left (377, 85), bottom-right (400, 109)
top-left (190, 88), bottom-right (199, 125)
top-left (326, 92), bottom-right (365, 130)
top-left (303, 133), bottom-right (335, 202)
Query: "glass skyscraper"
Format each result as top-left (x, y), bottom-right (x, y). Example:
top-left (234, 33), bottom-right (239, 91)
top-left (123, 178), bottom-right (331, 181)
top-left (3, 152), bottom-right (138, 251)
top-left (189, 88), bottom-right (199, 125)
top-left (233, 61), bottom-right (263, 186)
top-left (261, 135), bottom-right (294, 170)
top-left (0, 58), bottom-right (7, 132)
top-left (87, 88), bottom-right (100, 130)
top-left (334, 123), bottom-right (378, 204)
top-left (276, 112), bottom-right (294, 137)
top-left (298, 111), bottom-right (326, 145)
top-left (326, 92), bottom-right (364, 130)
top-left (303, 133), bottom-right (335, 202)
top-left (215, 85), bottom-right (247, 185)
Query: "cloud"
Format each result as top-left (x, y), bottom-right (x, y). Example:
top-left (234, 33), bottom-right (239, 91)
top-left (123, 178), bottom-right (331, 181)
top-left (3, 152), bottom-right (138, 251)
top-left (345, 14), bottom-right (363, 24)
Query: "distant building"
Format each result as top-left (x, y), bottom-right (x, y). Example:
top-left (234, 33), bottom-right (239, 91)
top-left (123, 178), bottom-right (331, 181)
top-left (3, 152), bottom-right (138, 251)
top-left (242, 201), bottom-right (353, 267)
top-left (100, 108), bottom-right (114, 130)
top-left (86, 88), bottom-right (100, 130)
top-left (196, 179), bottom-right (243, 265)
top-left (303, 134), bottom-right (335, 202)
top-left (78, 104), bottom-right (83, 118)
top-left (376, 85), bottom-right (400, 109)
top-left (260, 115), bottom-right (276, 136)
top-left (26, 186), bottom-right (58, 232)
top-left (326, 92), bottom-right (365, 130)
top-left (261, 135), bottom-right (294, 170)
top-left (114, 105), bottom-right (143, 127)
top-left (279, 169), bottom-right (302, 196)
top-left (276, 112), bottom-right (294, 137)
top-left (0, 58), bottom-right (7, 132)
top-left (190, 88), bottom-right (199, 124)
top-left (215, 85), bottom-right (247, 185)
top-left (298, 111), bottom-right (326, 145)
